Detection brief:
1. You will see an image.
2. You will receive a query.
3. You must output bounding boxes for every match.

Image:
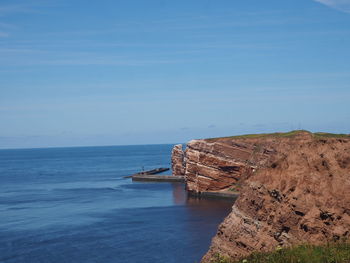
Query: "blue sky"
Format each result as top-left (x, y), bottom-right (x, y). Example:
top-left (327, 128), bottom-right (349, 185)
top-left (0, 0), bottom-right (350, 148)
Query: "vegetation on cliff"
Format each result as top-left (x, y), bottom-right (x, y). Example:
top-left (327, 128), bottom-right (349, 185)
top-left (210, 241), bottom-right (350, 263)
top-left (207, 130), bottom-right (350, 141)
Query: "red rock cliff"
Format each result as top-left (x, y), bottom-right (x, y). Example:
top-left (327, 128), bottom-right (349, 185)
top-left (184, 138), bottom-right (275, 194)
top-left (199, 131), bottom-right (350, 262)
top-left (171, 144), bottom-right (185, 176)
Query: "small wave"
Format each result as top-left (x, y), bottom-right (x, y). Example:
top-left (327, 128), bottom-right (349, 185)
top-left (7, 206), bottom-right (29, 210)
top-left (54, 186), bottom-right (122, 193)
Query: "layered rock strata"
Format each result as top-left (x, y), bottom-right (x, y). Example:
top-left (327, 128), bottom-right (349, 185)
top-left (171, 144), bottom-right (185, 176)
top-left (185, 139), bottom-right (275, 193)
top-left (201, 132), bottom-right (350, 262)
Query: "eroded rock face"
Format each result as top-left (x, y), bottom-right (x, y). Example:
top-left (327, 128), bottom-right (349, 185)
top-left (202, 133), bottom-right (350, 262)
top-left (185, 139), bottom-right (275, 193)
top-left (171, 144), bottom-right (185, 176)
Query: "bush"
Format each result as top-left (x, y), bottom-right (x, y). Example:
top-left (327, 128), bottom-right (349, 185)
top-left (209, 241), bottom-right (350, 263)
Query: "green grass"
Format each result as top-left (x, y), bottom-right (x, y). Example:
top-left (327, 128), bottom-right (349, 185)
top-left (209, 242), bottom-right (350, 263)
top-left (206, 130), bottom-right (350, 141)
top-left (313, 132), bottom-right (350, 139)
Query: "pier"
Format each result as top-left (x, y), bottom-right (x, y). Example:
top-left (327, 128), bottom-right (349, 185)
top-left (124, 167), bottom-right (170, 179)
top-left (124, 167), bottom-right (185, 182)
top-left (132, 174), bottom-right (185, 182)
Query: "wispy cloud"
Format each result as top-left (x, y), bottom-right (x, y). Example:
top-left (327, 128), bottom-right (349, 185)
top-left (0, 31), bottom-right (8, 37)
top-left (0, 1), bottom-right (51, 36)
top-left (0, 22), bottom-right (16, 29)
top-left (314, 0), bottom-right (350, 13)
top-left (0, 3), bottom-right (32, 37)
top-left (0, 50), bottom-right (196, 67)
top-left (0, 3), bottom-right (35, 16)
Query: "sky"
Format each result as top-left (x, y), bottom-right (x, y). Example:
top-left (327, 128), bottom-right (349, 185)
top-left (0, 0), bottom-right (350, 148)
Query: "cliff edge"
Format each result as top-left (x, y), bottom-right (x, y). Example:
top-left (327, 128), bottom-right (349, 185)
top-left (171, 131), bottom-right (350, 262)
top-left (200, 131), bottom-right (350, 261)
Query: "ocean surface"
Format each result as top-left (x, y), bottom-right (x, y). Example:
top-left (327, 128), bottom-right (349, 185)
top-left (0, 144), bottom-right (233, 263)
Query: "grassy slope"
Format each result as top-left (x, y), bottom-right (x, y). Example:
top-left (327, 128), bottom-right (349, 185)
top-left (210, 242), bottom-right (350, 263)
top-left (207, 130), bottom-right (350, 141)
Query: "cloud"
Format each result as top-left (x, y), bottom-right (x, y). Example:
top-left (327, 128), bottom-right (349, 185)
top-left (0, 22), bottom-right (16, 29)
top-left (0, 4), bottom-right (34, 16)
top-left (0, 31), bottom-right (8, 37)
top-left (314, 0), bottom-right (350, 13)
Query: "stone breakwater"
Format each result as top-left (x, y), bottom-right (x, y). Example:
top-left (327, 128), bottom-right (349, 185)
top-left (171, 131), bottom-right (350, 262)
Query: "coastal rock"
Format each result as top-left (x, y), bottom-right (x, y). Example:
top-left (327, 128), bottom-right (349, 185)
top-left (171, 144), bottom-right (185, 176)
top-left (184, 139), bottom-right (275, 194)
top-left (201, 132), bottom-right (350, 262)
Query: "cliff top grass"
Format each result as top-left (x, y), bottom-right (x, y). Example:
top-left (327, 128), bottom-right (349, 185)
top-left (207, 130), bottom-right (350, 141)
top-left (210, 241), bottom-right (350, 263)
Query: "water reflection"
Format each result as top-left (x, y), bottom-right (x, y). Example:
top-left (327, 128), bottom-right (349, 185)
top-left (171, 183), bottom-right (188, 205)
top-left (171, 182), bottom-right (235, 228)
top-left (170, 183), bottom-right (235, 262)
top-left (171, 182), bottom-right (236, 209)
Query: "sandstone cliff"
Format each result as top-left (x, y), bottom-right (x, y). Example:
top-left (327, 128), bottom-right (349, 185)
top-left (171, 144), bottom-right (185, 176)
top-left (197, 131), bottom-right (350, 262)
top-left (184, 139), bottom-right (275, 194)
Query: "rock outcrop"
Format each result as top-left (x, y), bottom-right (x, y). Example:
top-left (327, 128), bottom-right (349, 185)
top-left (185, 139), bottom-right (275, 194)
top-left (171, 144), bottom-right (185, 176)
top-left (200, 131), bottom-right (350, 262)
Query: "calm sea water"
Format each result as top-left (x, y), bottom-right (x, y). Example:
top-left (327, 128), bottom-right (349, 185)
top-left (0, 144), bottom-right (233, 263)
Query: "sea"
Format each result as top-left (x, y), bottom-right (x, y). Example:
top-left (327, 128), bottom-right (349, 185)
top-left (0, 144), bottom-right (233, 263)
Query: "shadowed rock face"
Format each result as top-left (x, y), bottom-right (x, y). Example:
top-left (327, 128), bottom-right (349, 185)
top-left (201, 132), bottom-right (350, 262)
top-left (171, 144), bottom-right (185, 176)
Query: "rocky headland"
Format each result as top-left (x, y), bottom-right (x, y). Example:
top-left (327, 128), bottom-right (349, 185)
top-left (171, 144), bottom-right (186, 177)
top-left (171, 130), bottom-right (350, 262)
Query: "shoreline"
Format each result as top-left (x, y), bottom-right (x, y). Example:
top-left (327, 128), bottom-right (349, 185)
top-left (131, 174), bottom-right (239, 200)
top-left (188, 190), bottom-right (238, 200)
